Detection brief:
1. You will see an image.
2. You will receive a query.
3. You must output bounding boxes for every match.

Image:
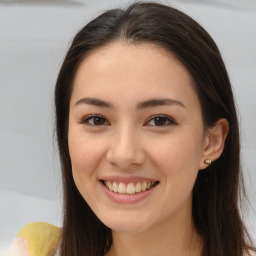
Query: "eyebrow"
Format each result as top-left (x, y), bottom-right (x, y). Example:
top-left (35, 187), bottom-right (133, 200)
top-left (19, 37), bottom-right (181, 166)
top-left (137, 98), bottom-right (185, 109)
top-left (74, 97), bottom-right (113, 108)
top-left (74, 97), bottom-right (185, 109)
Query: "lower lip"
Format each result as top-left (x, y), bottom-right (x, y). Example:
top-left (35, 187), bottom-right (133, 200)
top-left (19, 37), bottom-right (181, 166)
top-left (100, 181), bottom-right (158, 204)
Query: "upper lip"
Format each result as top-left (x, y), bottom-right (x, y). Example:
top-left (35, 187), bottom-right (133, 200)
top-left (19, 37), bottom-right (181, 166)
top-left (99, 175), bottom-right (159, 184)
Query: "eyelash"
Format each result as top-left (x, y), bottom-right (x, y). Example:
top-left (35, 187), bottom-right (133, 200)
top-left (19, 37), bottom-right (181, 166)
top-left (145, 115), bottom-right (177, 127)
top-left (80, 114), bottom-right (177, 127)
top-left (80, 114), bottom-right (109, 126)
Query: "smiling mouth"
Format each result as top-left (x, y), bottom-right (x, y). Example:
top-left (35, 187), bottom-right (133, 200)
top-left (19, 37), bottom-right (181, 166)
top-left (101, 180), bottom-right (159, 195)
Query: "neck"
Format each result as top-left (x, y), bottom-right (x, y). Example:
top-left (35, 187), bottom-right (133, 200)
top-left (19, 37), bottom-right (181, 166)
top-left (105, 204), bottom-right (203, 256)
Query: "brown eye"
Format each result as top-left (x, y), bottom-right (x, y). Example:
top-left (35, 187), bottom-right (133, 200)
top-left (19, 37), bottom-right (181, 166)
top-left (146, 115), bottom-right (176, 127)
top-left (82, 115), bottom-right (109, 126)
top-left (154, 116), bottom-right (168, 126)
top-left (92, 116), bottom-right (106, 125)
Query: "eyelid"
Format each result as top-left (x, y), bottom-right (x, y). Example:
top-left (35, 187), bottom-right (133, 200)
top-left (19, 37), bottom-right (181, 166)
top-left (79, 114), bottom-right (176, 127)
top-left (145, 114), bottom-right (177, 126)
top-left (79, 114), bottom-right (110, 126)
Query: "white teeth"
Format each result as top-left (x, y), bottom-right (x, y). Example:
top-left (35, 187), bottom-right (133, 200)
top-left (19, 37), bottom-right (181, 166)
top-left (108, 181), bottom-right (113, 191)
top-left (135, 182), bottom-right (142, 193)
top-left (113, 182), bottom-right (118, 192)
top-left (127, 183), bottom-right (136, 194)
top-left (118, 183), bottom-right (126, 194)
top-left (105, 180), bottom-right (110, 188)
top-left (104, 180), bottom-right (157, 194)
top-left (141, 182), bottom-right (147, 191)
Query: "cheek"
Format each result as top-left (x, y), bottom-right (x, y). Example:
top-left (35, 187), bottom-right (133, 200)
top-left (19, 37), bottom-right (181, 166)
top-left (149, 129), bottom-right (203, 198)
top-left (68, 129), bottom-right (105, 187)
top-left (150, 130), bottom-right (203, 171)
top-left (68, 131), bottom-right (108, 209)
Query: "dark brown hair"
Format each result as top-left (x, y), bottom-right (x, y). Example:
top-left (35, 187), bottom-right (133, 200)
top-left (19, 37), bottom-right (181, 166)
top-left (54, 2), bottom-right (255, 255)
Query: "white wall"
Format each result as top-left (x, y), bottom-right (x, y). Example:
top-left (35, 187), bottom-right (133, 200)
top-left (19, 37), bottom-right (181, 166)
top-left (0, 0), bottom-right (255, 250)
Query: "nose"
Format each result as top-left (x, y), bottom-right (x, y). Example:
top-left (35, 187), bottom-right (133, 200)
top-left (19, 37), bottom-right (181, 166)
top-left (106, 125), bottom-right (146, 169)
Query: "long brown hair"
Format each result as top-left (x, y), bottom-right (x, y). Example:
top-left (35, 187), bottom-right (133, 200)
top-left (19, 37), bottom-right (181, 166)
top-left (54, 2), bottom-right (255, 255)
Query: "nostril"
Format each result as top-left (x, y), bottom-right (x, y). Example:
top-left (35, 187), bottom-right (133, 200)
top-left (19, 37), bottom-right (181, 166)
top-left (106, 146), bottom-right (146, 169)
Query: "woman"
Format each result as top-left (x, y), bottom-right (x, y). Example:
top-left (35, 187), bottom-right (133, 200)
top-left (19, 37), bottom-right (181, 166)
top-left (8, 1), bottom-right (255, 256)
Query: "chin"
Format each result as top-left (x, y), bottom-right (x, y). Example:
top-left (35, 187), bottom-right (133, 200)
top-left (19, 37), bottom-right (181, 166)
top-left (101, 213), bottom-right (152, 234)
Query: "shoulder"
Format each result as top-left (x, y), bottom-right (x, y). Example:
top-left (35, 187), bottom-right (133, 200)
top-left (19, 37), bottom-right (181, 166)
top-left (4, 222), bottom-right (61, 256)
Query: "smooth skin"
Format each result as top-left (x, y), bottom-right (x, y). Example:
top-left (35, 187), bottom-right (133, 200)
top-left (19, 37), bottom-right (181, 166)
top-left (68, 43), bottom-right (229, 256)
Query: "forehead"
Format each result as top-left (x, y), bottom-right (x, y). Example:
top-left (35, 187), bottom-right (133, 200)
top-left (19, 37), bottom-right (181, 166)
top-left (71, 42), bottom-right (200, 110)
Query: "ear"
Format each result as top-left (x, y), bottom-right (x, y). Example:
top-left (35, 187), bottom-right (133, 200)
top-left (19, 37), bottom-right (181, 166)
top-left (199, 118), bottom-right (229, 170)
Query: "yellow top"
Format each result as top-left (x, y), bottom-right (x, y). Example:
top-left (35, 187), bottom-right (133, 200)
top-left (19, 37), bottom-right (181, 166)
top-left (16, 222), bottom-right (61, 256)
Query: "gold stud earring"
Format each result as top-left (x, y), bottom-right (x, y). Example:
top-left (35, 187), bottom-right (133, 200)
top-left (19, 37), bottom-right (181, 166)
top-left (204, 159), bottom-right (212, 164)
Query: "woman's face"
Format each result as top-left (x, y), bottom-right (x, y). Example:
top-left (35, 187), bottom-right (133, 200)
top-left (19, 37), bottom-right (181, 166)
top-left (68, 43), bottom-right (208, 233)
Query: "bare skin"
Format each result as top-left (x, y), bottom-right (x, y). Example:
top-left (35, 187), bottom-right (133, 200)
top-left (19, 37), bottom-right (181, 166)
top-left (105, 199), bottom-right (203, 256)
top-left (68, 42), bottom-right (228, 256)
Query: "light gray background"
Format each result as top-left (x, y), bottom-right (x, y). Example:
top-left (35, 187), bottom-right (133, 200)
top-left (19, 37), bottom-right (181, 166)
top-left (0, 0), bottom-right (255, 251)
